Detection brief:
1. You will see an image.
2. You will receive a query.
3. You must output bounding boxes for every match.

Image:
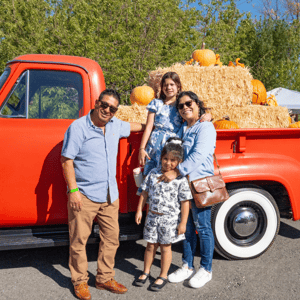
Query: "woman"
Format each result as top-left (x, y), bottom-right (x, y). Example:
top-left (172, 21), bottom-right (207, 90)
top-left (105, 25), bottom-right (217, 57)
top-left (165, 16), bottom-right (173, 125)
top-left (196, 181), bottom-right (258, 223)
top-left (158, 91), bottom-right (216, 289)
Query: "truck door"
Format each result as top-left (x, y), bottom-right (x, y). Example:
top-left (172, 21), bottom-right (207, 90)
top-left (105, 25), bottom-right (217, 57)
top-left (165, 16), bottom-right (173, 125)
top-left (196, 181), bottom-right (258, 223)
top-left (0, 68), bottom-right (87, 227)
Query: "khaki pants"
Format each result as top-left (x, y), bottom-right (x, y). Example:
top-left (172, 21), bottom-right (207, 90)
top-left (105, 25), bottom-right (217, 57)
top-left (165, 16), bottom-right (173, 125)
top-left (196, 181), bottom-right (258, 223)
top-left (68, 193), bottom-right (119, 286)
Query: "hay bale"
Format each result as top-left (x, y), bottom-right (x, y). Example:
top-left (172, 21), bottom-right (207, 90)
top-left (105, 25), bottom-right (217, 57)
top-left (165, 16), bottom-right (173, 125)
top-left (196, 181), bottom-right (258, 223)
top-left (116, 103), bottom-right (290, 128)
top-left (117, 64), bottom-right (290, 128)
top-left (115, 103), bottom-right (148, 124)
top-left (148, 63), bottom-right (253, 109)
top-left (211, 105), bottom-right (290, 128)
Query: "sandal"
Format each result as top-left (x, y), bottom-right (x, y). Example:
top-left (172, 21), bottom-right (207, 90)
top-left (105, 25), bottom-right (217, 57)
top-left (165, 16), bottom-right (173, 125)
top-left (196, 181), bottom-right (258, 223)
top-left (150, 276), bottom-right (168, 291)
top-left (134, 272), bottom-right (150, 287)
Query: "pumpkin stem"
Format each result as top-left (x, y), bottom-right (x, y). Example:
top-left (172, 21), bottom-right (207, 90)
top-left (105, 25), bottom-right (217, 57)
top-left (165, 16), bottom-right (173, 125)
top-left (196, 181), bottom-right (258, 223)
top-left (223, 115), bottom-right (230, 121)
top-left (201, 42), bottom-right (205, 50)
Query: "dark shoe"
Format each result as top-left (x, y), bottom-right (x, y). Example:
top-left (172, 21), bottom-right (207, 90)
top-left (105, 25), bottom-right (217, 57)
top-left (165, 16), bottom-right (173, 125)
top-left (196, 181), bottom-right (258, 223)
top-left (150, 276), bottom-right (168, 291)
top-left (74, 282), bottom-right (91, 300)
top-left (134, 272), bottom-right (150, 287)
top-left (96, 278), bottom-right (128, 294)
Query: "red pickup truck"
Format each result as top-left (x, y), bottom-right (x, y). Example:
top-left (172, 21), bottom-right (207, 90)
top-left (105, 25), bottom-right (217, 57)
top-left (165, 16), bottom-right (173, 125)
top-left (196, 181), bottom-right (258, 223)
top-left (0, 54), bottom-right (298, 261)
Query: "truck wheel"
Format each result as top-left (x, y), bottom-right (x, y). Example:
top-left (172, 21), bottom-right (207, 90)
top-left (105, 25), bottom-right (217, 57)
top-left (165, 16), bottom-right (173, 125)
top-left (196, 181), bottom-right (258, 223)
top-left (211, 187), bottom-right (280, 260)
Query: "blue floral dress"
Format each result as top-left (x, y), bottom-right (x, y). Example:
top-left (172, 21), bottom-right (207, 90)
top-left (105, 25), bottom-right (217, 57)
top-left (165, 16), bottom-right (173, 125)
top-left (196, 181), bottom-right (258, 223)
top-left (143, 98), bottom-right (182, 176)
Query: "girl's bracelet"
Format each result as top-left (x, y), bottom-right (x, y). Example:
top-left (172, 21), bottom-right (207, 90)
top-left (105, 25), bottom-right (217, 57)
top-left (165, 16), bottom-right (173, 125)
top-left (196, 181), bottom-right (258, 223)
top-left (139, 148), bottom-right (145, 151)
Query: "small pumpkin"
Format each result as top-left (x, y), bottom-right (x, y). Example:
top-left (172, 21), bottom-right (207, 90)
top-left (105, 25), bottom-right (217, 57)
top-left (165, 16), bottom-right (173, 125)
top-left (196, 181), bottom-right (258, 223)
top-left (228, 58), bottom-right (244, 67)
top-left (289, 121), bottom-right (300, 128)
top-left (266, 94), bottom-right (278, 107)
top-left (130, 86), bottom-right (155, 106)
top-left (235, 58), bottom-right (245, 68)
top-left (251, 79), bottom-right (267, 105)
top-left (185, 58), bottom-right (194, 65)
top-left (215, 54), bottom-right (223, 66)
top-left (213, 116), bottom-right (239, 129)
top-left (192, 43), bottom-right (216, 67)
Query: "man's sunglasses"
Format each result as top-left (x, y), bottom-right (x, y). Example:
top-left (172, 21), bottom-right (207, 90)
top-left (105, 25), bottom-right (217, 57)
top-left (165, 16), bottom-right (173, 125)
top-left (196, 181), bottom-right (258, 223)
top-left (99, 100), bottom-right (118, 114)
top-left (178, 100), bottom-right (193, 110)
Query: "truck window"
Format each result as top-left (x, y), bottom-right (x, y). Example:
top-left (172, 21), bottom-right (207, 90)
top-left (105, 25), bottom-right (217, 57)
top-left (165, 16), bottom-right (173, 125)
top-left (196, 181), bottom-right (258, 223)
top-left (0, 68), bottom-right (11, 91)
top-left (0, 70), bottom-right (83, 119)
top-left (0, 71), bottom-right (27, 117)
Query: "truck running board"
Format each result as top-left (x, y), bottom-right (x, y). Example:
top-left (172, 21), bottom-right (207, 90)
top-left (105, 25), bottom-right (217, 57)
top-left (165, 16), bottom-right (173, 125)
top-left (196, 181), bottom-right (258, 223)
top-left (0, 222), bottom-right (143, 251)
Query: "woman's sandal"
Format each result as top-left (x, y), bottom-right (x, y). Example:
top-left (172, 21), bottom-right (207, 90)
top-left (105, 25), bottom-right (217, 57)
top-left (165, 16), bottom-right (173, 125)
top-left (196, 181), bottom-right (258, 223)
top-left (150, 276), bottom-right (168, 291)
top-left (134, 272), bottom-right (150, 287)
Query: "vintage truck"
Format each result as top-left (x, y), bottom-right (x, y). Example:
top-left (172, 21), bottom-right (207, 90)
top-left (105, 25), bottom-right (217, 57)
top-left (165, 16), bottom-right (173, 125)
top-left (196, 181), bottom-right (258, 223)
top-left (0, 54), bottom-right (299, 261)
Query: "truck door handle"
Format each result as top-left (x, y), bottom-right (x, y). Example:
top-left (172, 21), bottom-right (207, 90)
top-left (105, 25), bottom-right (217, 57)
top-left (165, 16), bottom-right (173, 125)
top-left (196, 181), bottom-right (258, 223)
top-left (233, 136), bottom-right (246, 153)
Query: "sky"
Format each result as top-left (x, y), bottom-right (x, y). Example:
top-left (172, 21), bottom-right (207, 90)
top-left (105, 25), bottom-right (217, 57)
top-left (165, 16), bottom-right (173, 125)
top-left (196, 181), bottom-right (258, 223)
top-left (235, 0), bottom-right (262, 17)
top-left (184, 0), bottom-right (263, 18)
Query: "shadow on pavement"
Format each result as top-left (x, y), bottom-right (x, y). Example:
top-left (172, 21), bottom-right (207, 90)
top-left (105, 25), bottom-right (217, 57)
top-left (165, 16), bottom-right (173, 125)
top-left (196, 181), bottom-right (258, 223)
top-left (278, 220), bottom-right (300, 239)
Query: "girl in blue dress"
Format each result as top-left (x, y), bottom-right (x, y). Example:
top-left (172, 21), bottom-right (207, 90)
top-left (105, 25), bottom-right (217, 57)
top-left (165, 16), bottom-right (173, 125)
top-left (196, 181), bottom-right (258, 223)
top-left (138, 72), bottom-right (183, 178)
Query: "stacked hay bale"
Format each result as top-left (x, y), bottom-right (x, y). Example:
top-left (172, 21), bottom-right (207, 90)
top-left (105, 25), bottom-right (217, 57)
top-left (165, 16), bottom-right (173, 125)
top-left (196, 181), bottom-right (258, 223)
top-left (148, 63), bottom-right (290, 128)
top-left (115, 102), bottom-right (148, 123)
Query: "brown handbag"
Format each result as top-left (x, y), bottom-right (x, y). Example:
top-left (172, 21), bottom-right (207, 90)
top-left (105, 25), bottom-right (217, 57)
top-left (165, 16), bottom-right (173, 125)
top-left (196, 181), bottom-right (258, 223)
top-left (188, 154), bottom-right (229, 208)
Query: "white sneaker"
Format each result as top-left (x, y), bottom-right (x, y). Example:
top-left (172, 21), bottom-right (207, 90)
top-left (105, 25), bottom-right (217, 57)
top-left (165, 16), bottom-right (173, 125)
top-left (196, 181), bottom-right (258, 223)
top-left (189, 267), bottom-right (212, 288)
top-left (168, 265), bottom-right (194, 283)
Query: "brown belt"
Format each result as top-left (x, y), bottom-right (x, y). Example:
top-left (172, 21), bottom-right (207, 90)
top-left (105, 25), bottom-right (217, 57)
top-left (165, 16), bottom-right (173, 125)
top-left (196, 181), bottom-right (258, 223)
top-left (150, 210), bottom-right (164, 215)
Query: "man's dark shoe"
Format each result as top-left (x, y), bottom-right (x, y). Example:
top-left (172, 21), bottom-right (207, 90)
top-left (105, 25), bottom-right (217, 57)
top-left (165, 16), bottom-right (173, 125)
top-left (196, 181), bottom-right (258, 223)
top-left (74, 282), bottom-right (91, 300)
top-left (96, 278), bottom-right (128, 294)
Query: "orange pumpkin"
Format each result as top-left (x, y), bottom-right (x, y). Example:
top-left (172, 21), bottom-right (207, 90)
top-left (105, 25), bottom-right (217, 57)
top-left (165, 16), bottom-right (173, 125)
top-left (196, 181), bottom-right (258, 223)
top-left (266, 94), bottom-right (278, 107)
top-left (130, 86), bottom-right (155, 106)
top-left (192, 49), bottom-right (216, 66)
top-left (235, 58), bottom-right (245, 68)
top-left (251, 79), bottom-right (267, 105)
top-left (185, 58), bottom-right (194, 65)
top-left (289, 121), bottom-right (300, 128)
top-left (215, 54), bottom-right (223, 66)
top-left (213, 117), bottom-right (239, 129)
top-left (228, 58), bottom-right (244, 67)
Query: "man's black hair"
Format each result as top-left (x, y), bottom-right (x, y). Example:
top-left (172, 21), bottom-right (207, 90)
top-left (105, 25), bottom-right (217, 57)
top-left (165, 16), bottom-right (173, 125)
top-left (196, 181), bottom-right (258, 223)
top-left (98, 89), bottom-right (121, 105)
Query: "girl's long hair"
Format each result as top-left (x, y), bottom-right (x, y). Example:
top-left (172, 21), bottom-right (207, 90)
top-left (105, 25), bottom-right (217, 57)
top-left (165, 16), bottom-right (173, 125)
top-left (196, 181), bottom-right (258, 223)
top-left (159, 72), bottom-right (182, 100)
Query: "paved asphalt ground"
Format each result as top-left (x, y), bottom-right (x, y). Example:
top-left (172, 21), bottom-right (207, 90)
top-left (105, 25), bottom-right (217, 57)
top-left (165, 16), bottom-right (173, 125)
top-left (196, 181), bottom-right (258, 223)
top-left (1, 218), bottom-right (300, 300)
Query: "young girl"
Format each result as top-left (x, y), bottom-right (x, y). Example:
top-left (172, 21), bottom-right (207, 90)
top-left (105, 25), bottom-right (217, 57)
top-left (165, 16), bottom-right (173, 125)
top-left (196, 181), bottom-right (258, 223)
top-left (134, 138), bottom-right (192, 291)
top-left (138, 72), bottom-right (211, 194)
top-left (138, 72), bottom-right (183, 178)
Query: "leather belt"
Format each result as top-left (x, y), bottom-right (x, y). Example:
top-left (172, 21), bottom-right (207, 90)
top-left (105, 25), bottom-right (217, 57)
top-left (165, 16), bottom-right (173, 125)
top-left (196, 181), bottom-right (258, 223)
top-left (150, 210), bottom-right (164, 215)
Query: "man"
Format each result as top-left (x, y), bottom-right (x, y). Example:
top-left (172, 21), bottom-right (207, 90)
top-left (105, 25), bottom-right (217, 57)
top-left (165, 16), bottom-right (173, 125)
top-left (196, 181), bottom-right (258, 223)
top-left (61, 89), bottom-right (144, 300)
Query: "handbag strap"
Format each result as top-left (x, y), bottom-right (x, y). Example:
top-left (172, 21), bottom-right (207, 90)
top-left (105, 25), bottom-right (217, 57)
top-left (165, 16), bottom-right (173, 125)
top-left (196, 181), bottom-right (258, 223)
top-left (213, 153), bottom-right (222, 176)
top-left (188, 153), bottom-right (222, 183)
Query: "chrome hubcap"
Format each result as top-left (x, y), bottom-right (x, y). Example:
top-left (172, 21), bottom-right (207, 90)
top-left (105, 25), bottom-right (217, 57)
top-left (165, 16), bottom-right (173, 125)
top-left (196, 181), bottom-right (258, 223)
top-left (224, 201), bottom-right (267, 246)
top-left (232, 208), bottom-right (258, 237)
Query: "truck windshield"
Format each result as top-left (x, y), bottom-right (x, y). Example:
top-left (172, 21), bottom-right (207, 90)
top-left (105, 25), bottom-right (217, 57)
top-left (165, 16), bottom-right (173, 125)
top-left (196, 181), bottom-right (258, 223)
top-left (0, 68), bottom-right (11, 91)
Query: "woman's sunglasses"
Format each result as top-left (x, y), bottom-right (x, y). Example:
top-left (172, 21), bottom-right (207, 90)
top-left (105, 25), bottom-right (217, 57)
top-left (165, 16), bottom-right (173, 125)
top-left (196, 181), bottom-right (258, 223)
top-left (178, 100), bottom-right (193, 110)
top-left (99, 100), bottom-right (118, 114)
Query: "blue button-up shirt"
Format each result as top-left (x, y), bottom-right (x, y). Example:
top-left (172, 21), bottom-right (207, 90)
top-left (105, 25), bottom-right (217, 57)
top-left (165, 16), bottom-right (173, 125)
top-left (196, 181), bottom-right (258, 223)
top-left (177, 121), bottom-right (216, 181)
top-left (61, 111), bottom-right (131, 203)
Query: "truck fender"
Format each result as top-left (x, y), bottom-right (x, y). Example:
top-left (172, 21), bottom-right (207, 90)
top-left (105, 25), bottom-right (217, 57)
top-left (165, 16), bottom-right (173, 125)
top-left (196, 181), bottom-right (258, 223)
top-left (217, 154), bottom-right (300, 220)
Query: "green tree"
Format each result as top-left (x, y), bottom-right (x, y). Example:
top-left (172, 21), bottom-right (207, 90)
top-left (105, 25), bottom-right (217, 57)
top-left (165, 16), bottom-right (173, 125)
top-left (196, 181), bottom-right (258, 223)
top-left (0, 0), bottom-right (51, 70)
top-left (0, 0), bottom-right (199, 103)
top-left (46, 0), bottom-right (200, 103)
top-left (241, 18), bottom-right (300, 91)
top-left (192, 0), bottom-right (246, 64)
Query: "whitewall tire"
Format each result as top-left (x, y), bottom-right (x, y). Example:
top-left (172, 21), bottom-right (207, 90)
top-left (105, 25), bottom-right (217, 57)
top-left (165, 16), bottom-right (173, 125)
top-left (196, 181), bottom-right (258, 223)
top-left (211, 187), bottom-right (280, 260)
